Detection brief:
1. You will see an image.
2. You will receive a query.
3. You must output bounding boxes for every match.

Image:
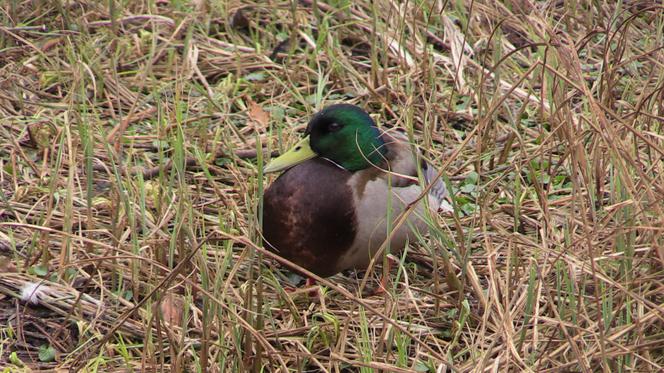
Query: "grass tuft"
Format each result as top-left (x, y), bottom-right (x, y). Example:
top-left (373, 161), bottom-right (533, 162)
top-left (1, 0), bottom-right (663, 371)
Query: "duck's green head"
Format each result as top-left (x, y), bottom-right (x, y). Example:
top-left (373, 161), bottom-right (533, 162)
top-left (264, 104), bottom-right (387, 173)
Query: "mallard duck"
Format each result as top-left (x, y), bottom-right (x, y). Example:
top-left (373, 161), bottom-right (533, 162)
top-left (262, 104), bottom-right (450, 278)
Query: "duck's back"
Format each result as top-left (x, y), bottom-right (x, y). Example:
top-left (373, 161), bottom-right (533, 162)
top-left (262, 158), bottom-right (357, 277)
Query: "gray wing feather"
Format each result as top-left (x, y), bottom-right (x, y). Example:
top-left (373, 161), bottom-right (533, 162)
top-left (382, 128), bottom-right (453, 212)
top-left (422, 161), bottom-right (452, 212)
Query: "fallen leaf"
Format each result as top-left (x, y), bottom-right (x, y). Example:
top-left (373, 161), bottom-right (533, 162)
top-left (160, 293), bottom-right (184, 327)
top-left (28, 122), bottom-right (56, 150)
top-left (38, 344), bottom-right (56, 362)
top-left (247, 99), bottom-right (270, 128)
top-left (0, 257), bottom-right (17, 273)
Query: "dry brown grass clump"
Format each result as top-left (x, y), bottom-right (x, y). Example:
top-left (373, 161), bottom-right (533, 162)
top-left (1, 0), bottom-right (663, 371)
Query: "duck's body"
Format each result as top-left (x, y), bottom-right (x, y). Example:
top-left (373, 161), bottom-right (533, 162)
top-left (262, 104), bottom-right (449, 278)
top-left (263, 158), bottom-right (356, 277)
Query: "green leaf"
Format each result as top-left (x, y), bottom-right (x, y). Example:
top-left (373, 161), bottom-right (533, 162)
top-left (460, 184), bottom-right (475, 193)
top-left (64, 267), bottom-right (78, 281)
top-left (414, 360), bottom-right (431, 372)
top-left (244, 72), bottom-right (266, 81)
top-left (31, 264), bottom-right (48, 277)
top-left (214, 158), bottom-right (231, 167)
top-left (465, 171), bottom-right (479, 184)
top-left (38, 344), bottom-right (56, 362)
top-left (461, 203), bottom-right (477, 215)
top-left (268, 106), bottom-right (285, 122)
top-left (9, 351), bottom-right (23, 366)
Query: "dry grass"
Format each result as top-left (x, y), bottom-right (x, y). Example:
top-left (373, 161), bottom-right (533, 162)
top-left (1, 0), bottom-right (663, 371)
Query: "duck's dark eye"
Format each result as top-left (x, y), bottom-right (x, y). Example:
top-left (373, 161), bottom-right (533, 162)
top-left (327, 122), bottom-right (342, 132)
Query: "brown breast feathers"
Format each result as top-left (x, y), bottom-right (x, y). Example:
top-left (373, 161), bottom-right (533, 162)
top-left (262, 158), bottom-right (357, 277)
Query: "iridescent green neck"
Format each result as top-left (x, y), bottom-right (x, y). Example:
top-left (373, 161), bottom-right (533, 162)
top-left (307, 104), bottom-right (387, 171)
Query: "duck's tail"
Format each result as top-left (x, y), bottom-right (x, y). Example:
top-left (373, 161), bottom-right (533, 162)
top-left (422, 161), bottom-right (453, 213)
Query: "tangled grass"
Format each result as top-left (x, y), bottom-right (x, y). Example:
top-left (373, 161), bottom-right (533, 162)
top-left (1, 0), bottom-right (663, 371)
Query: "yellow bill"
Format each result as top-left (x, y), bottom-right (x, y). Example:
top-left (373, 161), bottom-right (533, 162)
top-left (264, 136), bottom-right (316, 173)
